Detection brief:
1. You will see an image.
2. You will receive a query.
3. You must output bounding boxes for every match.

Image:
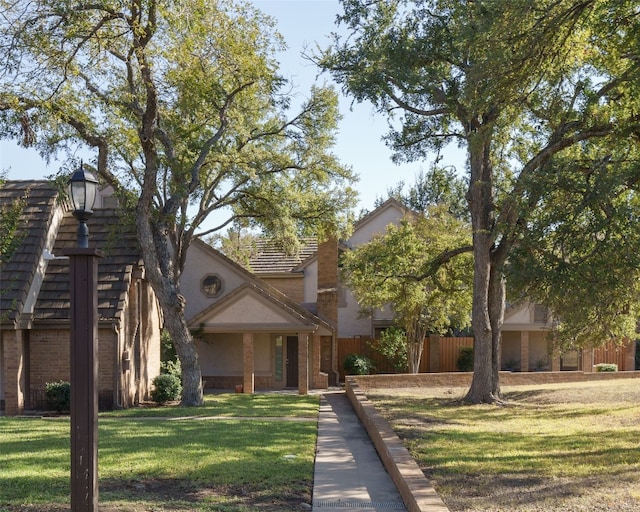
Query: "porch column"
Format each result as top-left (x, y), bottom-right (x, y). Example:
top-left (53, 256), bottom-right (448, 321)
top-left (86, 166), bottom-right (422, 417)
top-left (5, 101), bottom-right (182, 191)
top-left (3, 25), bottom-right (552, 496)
top-left (312, 333), bottom-right (321, 389)
top-left (3, 330), bottom-right (26, 416)
top-left (298, 332), bottom-right (309, 395)
top-left (520, 331), bottom-right (530, 372)
top-left (242, 333), bottom-right (255, 394)
top-left (582, 349), bottom-right (595, 372)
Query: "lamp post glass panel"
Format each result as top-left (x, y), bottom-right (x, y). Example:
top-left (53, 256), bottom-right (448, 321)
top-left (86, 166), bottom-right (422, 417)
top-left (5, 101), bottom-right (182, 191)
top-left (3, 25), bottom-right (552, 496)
top-left (67, 166), bottom-right (98, 248)
top-left (66, 165), bottom-right (101, 512)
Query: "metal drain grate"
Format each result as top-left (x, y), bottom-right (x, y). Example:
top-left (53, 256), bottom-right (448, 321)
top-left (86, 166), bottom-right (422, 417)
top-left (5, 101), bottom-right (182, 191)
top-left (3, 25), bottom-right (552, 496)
top-left (313, 500), bottom-right (406, 509)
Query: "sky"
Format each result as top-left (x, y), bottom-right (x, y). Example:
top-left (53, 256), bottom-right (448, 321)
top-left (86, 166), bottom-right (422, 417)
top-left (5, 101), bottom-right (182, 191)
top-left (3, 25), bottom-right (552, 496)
top-left (0, 0), bottom-right (465, 214)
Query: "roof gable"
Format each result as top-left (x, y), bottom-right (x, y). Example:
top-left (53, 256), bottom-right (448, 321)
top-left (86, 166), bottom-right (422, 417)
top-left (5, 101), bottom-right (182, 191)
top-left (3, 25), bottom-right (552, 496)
top-left (347, 198), bottom-right (408, 247)
top-left (0, 180), bottom-right (60, 324)
top-left (188, 281), bottom-right (332, 335)
top-left (35, 209), bottom-right (142, 323)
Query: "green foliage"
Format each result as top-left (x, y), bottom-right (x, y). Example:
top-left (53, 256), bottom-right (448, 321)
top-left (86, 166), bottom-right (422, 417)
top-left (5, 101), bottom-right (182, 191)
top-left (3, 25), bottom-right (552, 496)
top-left (457, 347), bottom-right (474, 372)
top-left (343, 353), bottom-right (375, 376)
top-left (206, 224), bottom-right (260, 270)
top-left (319, 0), bottom-right (640, 400)
top-left (0, 180), bottom-right (26, 266)
top-left (45, 381), bottom-right (70, 413)
top-left (161, 358), bottom-right (182, 378)
top-left (369, 327), bottom-right (408, 372)
top-left (382, 165), bottom-right (468, 220)
top-left (160, 329), bottom-right (177, 365)
top-left (594, 363), bottom-right (618, 373)
top-left (341, 205), bottom-right (473, 372)
top-left (151, 374), bottom-right (182, 404)
top-left (0, 0), bottom-right (357, 406)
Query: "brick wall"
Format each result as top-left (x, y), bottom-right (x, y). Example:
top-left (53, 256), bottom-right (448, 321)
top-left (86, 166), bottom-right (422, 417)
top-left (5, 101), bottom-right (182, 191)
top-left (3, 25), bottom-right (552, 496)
top-left (349, 370), bottom-right (640, 390)
top-left (260, 276), bottom-right (305, 303)
top-left (29, 330), bottom-right (71, 390)
top-left (29, 328), bottom-right (117, 391)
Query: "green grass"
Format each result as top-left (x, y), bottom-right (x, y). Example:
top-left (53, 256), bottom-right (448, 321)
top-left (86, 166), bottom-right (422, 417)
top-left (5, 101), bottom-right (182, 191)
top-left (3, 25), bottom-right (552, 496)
top-left (367, 379), bottom-right (640, 511)
top-left (104, 393), bottom-right (319, 418)
top-left (0, 393), bottom-right (319, 511)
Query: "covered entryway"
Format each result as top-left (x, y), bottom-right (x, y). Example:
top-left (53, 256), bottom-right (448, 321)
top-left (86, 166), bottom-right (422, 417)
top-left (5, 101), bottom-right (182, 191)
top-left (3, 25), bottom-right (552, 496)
top-left (188, 283), bottom-right (333, 394)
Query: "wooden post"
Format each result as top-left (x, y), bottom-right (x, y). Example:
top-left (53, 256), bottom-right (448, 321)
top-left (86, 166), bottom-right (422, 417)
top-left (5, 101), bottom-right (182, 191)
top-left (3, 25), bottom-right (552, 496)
top-left (65, 248), bottom-right (102, 512)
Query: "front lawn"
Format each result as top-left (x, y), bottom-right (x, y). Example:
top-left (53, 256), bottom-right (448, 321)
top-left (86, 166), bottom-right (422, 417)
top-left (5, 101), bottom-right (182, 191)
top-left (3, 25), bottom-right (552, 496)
top-left (0, 394), bottom-right (319, 511)
top-left (367, 378), bottom-right (640, 511)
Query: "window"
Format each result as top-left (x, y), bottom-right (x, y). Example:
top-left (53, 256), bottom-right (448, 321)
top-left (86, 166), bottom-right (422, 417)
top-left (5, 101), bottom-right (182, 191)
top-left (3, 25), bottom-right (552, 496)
top-left (201, 274), bottom-right (223, 297)
top-left (533, 304), bottom-right (548, 323)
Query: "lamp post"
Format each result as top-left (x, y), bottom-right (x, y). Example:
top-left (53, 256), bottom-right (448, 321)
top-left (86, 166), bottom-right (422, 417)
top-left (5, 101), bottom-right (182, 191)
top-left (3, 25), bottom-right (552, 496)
top-left (64, 164), bottom-right (102, 512)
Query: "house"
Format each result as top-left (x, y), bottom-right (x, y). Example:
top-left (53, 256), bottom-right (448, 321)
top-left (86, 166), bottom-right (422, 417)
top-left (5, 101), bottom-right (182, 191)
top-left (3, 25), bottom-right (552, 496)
top-left (502, 302), bottom-right (636, 372)
top-left (180, 239), bottom-right (334, 393)
top-left (0, 181), bottom-right (162, 415)
top-left (175, 199), bottom-right (409, 392)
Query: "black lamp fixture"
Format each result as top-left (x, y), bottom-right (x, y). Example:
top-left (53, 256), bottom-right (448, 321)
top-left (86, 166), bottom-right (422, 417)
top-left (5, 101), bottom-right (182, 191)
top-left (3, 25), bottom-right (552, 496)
top-left (67, 163), bottom-right (99, 248)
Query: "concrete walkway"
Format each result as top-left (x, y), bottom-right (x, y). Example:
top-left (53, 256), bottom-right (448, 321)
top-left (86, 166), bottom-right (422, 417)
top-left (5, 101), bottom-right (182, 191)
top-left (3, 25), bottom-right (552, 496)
top-left (312, 392), bottom-right (407, 511)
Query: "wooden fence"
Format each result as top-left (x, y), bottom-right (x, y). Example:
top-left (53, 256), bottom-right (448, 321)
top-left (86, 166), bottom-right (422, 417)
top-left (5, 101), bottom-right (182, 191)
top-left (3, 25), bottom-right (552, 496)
top-left (337, 336), bottom-right (634, 379)
top-left (337, 336), bottom-right (474, 380)
top-left (593, 342), bottom-right (628, 369)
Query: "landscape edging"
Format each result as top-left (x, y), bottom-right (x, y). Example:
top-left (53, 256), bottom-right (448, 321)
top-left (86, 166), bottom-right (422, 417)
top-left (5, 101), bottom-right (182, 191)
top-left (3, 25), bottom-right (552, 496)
top-left (345, 377), bottom-right (450, 512)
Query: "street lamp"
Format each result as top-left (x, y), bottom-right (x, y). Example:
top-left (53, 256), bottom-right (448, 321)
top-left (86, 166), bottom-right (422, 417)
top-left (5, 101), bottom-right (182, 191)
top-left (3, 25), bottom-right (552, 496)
top-left (65, 164), bottom-right (102, 512)
top-left (67, 165), bottom-right (99, 248)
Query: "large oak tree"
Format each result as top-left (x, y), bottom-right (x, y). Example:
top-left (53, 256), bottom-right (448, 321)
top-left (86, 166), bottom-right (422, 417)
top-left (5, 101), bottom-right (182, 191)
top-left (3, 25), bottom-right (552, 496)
top-left (319, 0), bottom-right (640, 402)
top-left (0, 0), bottom-right (357, 405)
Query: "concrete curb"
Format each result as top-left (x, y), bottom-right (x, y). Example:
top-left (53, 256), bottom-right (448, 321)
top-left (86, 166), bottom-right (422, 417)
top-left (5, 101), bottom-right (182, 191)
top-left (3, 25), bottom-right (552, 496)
top-left (345, 377), bottom-right (449, 512)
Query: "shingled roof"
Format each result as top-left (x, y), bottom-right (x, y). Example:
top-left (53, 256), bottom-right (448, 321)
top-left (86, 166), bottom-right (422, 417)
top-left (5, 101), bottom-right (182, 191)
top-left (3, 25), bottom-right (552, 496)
top-left (0, 179), bottom-right (143, 325)
top-left (0, 180), bottom-right (59, 324)
top-left (35, 209), bottom-right (142, 322)
top-left (248, 237), bottom-right (318, 274)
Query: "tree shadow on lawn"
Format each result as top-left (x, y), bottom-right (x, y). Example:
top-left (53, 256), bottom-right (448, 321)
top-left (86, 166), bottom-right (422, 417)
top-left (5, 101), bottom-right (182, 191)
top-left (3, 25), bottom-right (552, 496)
top-left (436, 470), bottom-right (640, 511)
top-left (99, 477), bottom-right (312, 511)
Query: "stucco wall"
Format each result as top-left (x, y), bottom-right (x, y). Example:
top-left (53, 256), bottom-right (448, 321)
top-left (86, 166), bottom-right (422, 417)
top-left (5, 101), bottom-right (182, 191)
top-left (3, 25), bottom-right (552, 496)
top-left (197, 332), bottom-right (272, 377)
top-left (181, 242), bottom-right (252, 321)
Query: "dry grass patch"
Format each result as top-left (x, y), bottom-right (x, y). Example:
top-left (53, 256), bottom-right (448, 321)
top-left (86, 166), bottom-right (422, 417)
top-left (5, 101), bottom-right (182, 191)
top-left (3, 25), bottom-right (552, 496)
top-left (367, 378), bottom-right (640, 511)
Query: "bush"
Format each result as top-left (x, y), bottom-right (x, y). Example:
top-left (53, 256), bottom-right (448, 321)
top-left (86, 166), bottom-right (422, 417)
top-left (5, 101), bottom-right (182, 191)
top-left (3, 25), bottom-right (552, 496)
top-left (369, 327), bottom-right (408, 372)
top-left (343, 353), bottom-right (375, 375)
top-left (594, 363), bottom-right (618, 372)
top-left (457, 346), bottom-right (474, 372)
top-left (150, 373), bottom-right (182, 404)
top-left (161, 358), bottom-right (182, 378)
top-left (46, 381), bottom-right (70, 413)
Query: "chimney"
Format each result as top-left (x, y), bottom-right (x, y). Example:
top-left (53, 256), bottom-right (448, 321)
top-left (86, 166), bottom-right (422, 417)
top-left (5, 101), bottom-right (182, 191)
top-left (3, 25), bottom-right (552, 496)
top-left (316, 236), bottom-right (338, 327)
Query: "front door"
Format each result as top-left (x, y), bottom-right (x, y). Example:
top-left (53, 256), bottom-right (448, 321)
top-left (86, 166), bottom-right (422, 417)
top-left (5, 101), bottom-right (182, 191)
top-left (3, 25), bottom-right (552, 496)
top-left (286, 336), bottom-right (298, 387)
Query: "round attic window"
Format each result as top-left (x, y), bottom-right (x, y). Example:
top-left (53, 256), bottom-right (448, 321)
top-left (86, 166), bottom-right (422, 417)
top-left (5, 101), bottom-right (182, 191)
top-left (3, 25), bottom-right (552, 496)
top-left (201, 274), bottom-right (223, 297)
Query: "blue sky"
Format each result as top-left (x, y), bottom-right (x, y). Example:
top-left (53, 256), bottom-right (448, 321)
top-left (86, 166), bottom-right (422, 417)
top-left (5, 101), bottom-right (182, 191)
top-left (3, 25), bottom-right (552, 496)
top-left (0, 0), bottom-right (465, 213)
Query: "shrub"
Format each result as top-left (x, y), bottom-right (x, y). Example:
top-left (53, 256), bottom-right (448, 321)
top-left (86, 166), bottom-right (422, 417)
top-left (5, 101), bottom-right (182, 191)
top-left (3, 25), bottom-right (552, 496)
top-left (369, 327), bottom-right (408, 372)
top-left (46, 381), bottom-right (70, 413)
top-left (161, 358), bottom-right (182, 378)
top-left (457, 346), bottom-right (474, 372)
top-left (343, 353), bottom-right (375, 375)
top-left (150, 373), bottom-right (182, 404)
top-left (595, 363), bottom-right (618, 372)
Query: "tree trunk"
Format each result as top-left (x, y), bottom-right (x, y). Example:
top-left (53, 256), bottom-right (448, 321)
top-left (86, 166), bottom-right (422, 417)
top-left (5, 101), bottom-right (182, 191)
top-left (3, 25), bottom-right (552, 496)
top-left (464, 124), bottom-right (502, 404)
top-left (163, 306), bottom-right (204, 406)
top-left (489, 264), bottom-right (506, 399)
top-left (135, 203), bottom-right (204, 406)
top-left (408, 341), bottom-right (423, 374)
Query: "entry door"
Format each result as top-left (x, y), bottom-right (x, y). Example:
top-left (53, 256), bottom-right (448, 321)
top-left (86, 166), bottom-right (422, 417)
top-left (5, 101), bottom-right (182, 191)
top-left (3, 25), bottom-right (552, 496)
top-left (286, 336), bottom-right (298, 387)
